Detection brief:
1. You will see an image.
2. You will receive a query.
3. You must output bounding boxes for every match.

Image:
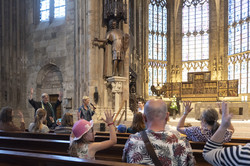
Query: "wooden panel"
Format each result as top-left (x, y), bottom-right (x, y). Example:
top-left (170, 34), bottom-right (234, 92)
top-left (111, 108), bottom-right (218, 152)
top-left (163, 72), bottom-right (238, 99)
top-left (49, 94), bottom-right (61, 119)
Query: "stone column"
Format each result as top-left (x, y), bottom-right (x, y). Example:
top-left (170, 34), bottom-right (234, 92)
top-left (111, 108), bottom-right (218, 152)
top-left (107, 76), bottom-right (127, 113)
top-left (122, 0), bottom-right (130, 109)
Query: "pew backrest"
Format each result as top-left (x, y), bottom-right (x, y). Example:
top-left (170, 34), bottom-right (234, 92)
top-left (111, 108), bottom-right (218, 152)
top-left (0, 149), bottom-right (141, 166)
top-left (0, 130), bottom-right (70, 140)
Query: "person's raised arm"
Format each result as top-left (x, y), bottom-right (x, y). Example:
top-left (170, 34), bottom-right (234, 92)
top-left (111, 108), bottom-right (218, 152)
top-left (69, 132), bottom-right (75, 146)
top-left (77, 110), bottom-right (81, 120)
top-left (177, 101), bottom-right (193, 134)
top-left (54, 92), bottom-right (63, 111)
top-left (89, 110), bottom-right (117, 153)
top-left (29, 88), bottom-right (34, 100)
top-left (211, 102), bottom-right (233, 143)
top-left (17, 110), bottom-right (25, 131)
top-left (203, 102), bottom-right (234, 165)
top-left (93, 38), bottom-right (108, 44)
top-left (228, 122), bottom-right (234, 133)
top-left (218, 102), bottom-right (234, 133)
top-left (58, 91), bottom-right (63, 102)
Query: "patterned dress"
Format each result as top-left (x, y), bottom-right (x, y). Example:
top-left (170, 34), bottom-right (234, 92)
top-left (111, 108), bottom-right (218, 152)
top-left (77, 144), bottom-right (95, 160)
top-left (185, 126), bottom-right (233, 142)
top-left (123, 129), bottom-right (195, 166)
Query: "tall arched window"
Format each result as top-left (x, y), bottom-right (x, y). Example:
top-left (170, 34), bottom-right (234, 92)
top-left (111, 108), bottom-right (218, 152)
top-left (228, 0), bottom-right (250, 94)
top-left (148, 0), bottom-right (168, 95)
top-left (40, 0), bottom-right (65, 22)
top-left (182, 0), bottom-right (209, 82)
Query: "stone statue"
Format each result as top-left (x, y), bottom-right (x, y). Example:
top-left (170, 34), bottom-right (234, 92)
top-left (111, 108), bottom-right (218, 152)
top-left (94, 19), bottom-right (130, 76)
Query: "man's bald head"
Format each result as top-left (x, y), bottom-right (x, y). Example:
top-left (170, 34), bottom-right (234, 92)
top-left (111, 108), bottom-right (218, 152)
top-left (144, 99), bottom-right (168, 121)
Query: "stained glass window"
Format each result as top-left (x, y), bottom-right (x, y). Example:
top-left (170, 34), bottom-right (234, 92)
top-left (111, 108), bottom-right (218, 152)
top-left (182, 61), bottom-right (209, 82)
top-left (54, 0), bottom-right (65, 18)
top-left (148, 0), bottom-right (168, 95)
top-left (228, 63), bottom-right (234, 80)
top-left (228, 0), bottom-right (250, 94)
top-left (241, 60), bottom-right (247, 93)
top-left (148, 66), bottom-right (153, 96)
top-left (249, 61), bottom-right (250, 93)
top-left (40, 0), bottom-right (50, 21)
top-left (40, 0), bottom-right (65, 22)
top-left (182, 0), bottom-right (209, 81)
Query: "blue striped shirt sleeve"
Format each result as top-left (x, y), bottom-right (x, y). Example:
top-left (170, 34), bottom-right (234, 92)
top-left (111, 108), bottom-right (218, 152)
top-left (203, 139), bottom-right (250, 166)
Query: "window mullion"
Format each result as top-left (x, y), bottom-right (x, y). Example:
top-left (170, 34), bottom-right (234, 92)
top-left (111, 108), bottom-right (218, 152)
top-left (50, 0), bottom-right (54, 23)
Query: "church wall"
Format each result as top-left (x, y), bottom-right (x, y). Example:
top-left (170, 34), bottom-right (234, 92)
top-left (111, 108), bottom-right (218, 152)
top-left (1, 0), bottom-right (249, 124)
top-left (85, 0), bottom-right (110, 120)
top-left (0, 0), bottom-right (26, 113)
top-left (24, 0), bottom-right (78, 124)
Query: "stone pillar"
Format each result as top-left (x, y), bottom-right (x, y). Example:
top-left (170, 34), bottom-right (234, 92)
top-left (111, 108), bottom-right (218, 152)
top-left (122, 0), bottom-right (130, 110)
top-left (107, 76), bottom-right (127, 113)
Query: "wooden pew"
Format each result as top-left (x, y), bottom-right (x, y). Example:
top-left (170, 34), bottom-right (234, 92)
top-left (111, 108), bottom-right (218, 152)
top-left (0, 136), bottom-right (203, 161)
top-left (0, 136), bottom-right (123, 162)
top-left (0, 130), bottom-right (70, 140)
top-left (96, 131), bottom-right (131, 137)
top-left (2, 130), bottom-right (250, 145)
top-left (96, 131), bottom-right (250, 143)
top-left (230, 137), bottom-right (250, 143)
top-left (95, 135), bottom-right (128, 144)
top-left (189, 141), bottom-right (246, 150)
top-left (0, 149), bottom-right (141, 166)
top-left (0, 136), bottom-right (69, 156)
top-left (0, 131), bottom-right (248, 165)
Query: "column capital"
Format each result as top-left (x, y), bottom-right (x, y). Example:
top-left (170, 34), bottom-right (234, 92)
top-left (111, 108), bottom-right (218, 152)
top-left (107, 76), bottom-right (127, 93)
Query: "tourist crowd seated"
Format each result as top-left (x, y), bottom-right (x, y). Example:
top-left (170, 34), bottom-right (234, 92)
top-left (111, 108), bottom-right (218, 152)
top-left (0, 106), bottom-right (25, 131)
top-left (54, 112), bottom-right (73, 134)
top-left (177, 101), bottom-right (234, 142)
top-left (69, 110), bottom-right (117, 159)
top-left (28, 108), bottom-right (49, 133)
top-left (203, 102), bottom-right (249, 165)
top-left (122, 99), bottom-right (195, 165)
top-left (127, 112), bottom-right (145, 134)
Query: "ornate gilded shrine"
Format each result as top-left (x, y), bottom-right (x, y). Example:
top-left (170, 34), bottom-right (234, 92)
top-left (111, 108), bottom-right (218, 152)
top-left (161, 72), bottom-right (238, 100)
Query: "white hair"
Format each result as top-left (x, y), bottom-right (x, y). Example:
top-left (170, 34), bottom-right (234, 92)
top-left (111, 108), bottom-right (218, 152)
top-left (41, 93), bottom-right (48, 98)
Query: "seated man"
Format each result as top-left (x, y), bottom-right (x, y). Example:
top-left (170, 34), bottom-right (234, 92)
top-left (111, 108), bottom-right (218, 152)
top-left (122, 99), bottom-right (195, 165)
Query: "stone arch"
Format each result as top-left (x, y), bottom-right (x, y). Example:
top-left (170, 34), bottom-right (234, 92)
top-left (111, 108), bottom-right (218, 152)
top-left (36, 63), bottom-right (63, 117)
top-left (36, 63), bottom-right (63, 90)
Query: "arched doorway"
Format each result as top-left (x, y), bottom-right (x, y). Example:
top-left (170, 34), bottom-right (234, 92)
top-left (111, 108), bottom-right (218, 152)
top-left (36, 63), bottom-right (63, 118)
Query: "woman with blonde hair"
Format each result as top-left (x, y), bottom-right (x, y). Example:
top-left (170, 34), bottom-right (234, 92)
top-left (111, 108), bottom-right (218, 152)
top-left (127, 112), bottom-right (145, 134)
top-left (28, 108), bottom-right (49, 133)
top-left (55, 112), bottom-right (74, 134)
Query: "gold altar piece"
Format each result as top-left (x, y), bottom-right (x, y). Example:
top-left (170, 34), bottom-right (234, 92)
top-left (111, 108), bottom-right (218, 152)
top-left (162, 72), bottom-right (238, 100)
